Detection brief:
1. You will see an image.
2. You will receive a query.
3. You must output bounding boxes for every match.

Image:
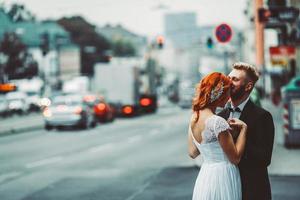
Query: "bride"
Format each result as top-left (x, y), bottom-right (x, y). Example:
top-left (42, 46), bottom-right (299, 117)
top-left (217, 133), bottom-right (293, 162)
top-left (188, 72), bottom-right (247, 200)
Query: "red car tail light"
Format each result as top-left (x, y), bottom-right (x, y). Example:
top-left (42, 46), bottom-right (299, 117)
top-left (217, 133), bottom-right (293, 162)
top-left (140, 98), bottom-right (152, 106)
top-left (97, 103), bottom-right (106, 111)
top-left (123, 106), bottom-right (133, 115)
top-left (94, 103), bottom-right (107, 114)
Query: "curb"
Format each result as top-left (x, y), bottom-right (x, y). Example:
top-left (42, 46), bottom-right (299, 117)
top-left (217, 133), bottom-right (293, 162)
top-left (0, 125), bottom-right (44, 137)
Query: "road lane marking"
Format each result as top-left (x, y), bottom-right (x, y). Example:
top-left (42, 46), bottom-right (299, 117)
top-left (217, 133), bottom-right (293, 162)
top-left (125, 178), bottom-right (153, 200)
top-left (149, 129), bottom-right (160, 136)
top-left (0, 171), bottom-right (22, 184)
top-left (89, 143), bottom-right (114, 153)
top-left (128, 135), bottom-right (142, 143)
top-left (25, 156), bottom-right (63, 169)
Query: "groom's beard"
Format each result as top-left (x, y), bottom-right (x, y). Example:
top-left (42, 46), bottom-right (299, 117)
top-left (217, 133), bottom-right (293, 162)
top-left (231, 84), bottom-right (246, 101)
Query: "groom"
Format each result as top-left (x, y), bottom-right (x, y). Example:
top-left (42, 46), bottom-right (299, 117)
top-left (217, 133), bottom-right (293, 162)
top-left (218, 62), bottom-right (275, 200)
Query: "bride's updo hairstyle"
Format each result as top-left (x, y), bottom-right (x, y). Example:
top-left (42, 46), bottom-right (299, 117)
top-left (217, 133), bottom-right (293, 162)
top-left (192, 72), bottom-right (232, 122)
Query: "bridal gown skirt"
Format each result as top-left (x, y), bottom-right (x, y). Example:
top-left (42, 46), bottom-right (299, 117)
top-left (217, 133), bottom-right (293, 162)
top-left (192, 161), bottom-right (242, 200)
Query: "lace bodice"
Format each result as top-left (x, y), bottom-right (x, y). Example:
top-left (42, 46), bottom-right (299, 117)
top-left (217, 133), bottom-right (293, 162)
top-left (191, 115), bottom-right (230, 144)
top-left (190, 115), bottom-right (231, 163)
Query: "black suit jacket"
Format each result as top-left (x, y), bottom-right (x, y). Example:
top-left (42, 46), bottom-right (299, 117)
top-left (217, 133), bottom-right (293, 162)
top-left (218, 100), bottom-right (275, 200)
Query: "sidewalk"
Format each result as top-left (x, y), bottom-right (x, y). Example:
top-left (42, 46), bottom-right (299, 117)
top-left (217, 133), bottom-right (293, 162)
top-left (261, 98), bottom-right (300, 175)
top-left (0, 113), bottom-right (43, 136)
top-left (132, 166), bottom-right (300, 200)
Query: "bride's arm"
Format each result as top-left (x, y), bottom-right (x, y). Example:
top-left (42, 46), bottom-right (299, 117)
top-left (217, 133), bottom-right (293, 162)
top-left (218, 120), bottom-right (247, 165)
top-left (188, 116), bottom-right (200, 159)
top-left (188, 128), bottom-right (200, 159)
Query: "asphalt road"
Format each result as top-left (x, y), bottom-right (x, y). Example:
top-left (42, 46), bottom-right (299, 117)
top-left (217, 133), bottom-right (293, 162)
top-left (0, 107), bottom-right (193, 200)
top-left (0, 105), bottom-right (300, 200)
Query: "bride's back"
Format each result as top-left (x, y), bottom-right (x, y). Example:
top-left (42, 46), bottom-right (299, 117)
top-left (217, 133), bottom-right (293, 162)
top-left (190, 114), bottom-right (230, 163)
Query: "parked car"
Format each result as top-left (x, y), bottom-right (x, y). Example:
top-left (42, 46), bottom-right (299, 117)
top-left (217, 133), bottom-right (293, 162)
top-left (26, 91), bottom-right (41, 111)
top-left (83, 94), bottom-right (115, 123)
top-left (43, 94), bottom-right (96, 130)
top-left (0, 95), bottom-right (9, 117)
top-left (178, 81), bottom-right (195, 109)
top-left (5, 91), bottom-right (29, 114)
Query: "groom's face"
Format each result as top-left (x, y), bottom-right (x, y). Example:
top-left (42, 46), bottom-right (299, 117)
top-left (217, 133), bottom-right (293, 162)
top-left (228, 69), bottom-right (248, 100)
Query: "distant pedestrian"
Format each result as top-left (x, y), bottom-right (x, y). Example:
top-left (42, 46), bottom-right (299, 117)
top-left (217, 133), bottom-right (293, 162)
top-left (188, 72), bottom-right (247, 200)
top-left (219, 62), bottom-right (275, 200)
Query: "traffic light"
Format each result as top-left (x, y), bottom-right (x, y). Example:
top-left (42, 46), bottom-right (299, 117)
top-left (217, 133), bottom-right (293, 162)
top-left (206, 37), bottom-right (214, 49)
top-left (156, 35), bottom-right (164, 49)
top-left (40, 32), bottom-right (49, 56)
top-left (258, 8), bottom-right (272, 22)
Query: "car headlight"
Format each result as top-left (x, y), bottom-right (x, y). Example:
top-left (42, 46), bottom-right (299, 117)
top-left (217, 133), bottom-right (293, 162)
top-left (43, 109), bottom-right (52, 117)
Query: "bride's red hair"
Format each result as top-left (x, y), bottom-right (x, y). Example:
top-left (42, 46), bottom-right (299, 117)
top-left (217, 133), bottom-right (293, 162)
top-left (192, 72), bottom-right (231, 121)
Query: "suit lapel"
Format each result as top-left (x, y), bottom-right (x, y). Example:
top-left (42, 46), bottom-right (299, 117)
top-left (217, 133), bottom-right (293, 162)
top-left (239, 100), bottom-right (255, 124)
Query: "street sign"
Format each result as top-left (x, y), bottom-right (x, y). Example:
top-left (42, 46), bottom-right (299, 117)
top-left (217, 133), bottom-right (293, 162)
top-left (269, 46), bottom-right (296, 66)
top-left (258, 7), bottom-right (299, 23)
top-left (215, 23), bottom-right (232, 43)
top-left (269, 46), bottom-right (296, 58)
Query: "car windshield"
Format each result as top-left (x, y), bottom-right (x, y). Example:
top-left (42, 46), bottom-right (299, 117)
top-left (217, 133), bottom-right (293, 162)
top-left (52, 96), bottom-right (82, 106)
top-left (27, 91), bottom-right (38, 96)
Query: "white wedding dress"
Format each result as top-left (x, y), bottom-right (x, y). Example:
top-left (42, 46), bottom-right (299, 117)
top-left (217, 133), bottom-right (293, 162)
top-left (190, 115), bottom-right (241, 200)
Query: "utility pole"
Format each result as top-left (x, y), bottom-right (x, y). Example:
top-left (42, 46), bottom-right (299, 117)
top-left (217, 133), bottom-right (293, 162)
top-left (255, 0), bottom-right (265, 93)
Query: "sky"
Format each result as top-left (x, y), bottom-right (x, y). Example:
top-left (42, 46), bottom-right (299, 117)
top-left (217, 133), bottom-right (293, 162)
top-left (2, 0), bottom-right (248, 38)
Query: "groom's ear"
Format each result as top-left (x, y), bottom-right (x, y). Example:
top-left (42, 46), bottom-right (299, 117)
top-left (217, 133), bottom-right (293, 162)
top-left (245, 82), bottom-right (254, 92)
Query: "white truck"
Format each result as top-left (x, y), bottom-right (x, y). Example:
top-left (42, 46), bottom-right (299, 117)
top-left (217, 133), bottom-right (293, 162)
top-left (93, 58), bottom-right (157, 116)
top-left (62, 76), bottom-right (90, 94)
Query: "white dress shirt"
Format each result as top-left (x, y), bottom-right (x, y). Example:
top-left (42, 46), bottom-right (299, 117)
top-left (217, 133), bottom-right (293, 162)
top-left (229, 97), bottom-right (250, 119)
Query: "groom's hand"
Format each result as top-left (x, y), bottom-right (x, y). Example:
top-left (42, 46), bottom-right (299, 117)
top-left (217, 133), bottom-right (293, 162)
top-left (227, 118), bottom-right (240, 141)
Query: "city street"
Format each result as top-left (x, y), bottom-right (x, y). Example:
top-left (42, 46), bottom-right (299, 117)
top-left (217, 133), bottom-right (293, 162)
top-left (0, 101), bottom-right (300, 200)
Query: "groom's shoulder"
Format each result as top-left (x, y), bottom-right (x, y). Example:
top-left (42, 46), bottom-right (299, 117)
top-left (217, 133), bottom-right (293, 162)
top-left (251, 101), bottom-right (272, 118)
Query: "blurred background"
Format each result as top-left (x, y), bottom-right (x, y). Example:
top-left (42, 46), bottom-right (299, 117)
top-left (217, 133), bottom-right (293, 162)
top-left (0, 0), bottom-right (300, 199)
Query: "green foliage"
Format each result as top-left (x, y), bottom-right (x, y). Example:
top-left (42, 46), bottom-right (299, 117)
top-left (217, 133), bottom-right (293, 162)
top-left (57, 16), bottom-right (112, 76)
top-left (57, 16), bottom-right (111, 52)
top-left (4, 3), bottom-right (36, 22)
top-left (0, 32), bottom-right (38, 79)
top-left (112, 39), bottom-right (136, 57)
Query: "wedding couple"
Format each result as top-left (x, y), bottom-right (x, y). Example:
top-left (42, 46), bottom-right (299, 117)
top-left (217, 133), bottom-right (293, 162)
top-left (188, 62), bottom-right (275, 200)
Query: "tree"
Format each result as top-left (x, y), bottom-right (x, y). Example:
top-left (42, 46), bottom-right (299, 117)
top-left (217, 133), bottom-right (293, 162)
top-left (0, 32), bottom-right (38, 79)
top-left (57, 16), bottom-right (111, 76)
top-left (3, 3), bottom-right (36, 22)
top-left (112, 39), bottom-right (136, 57)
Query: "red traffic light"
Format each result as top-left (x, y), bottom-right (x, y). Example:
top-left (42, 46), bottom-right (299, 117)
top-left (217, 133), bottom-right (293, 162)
top-left (156, 35), bottom-right (164, 49)
top-left (156, 35), bottom-right (164, 44)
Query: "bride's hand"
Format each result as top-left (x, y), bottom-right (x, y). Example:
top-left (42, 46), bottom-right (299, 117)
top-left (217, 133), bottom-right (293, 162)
top-left (228, 118), bottom-right (247, 130)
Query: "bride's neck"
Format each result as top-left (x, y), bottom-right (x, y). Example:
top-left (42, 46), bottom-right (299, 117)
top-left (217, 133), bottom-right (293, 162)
top-left (201, 107), bottom-right (215, 114)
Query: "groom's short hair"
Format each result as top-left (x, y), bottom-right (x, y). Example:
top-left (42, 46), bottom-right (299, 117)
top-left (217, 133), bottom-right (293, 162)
top-left (232, 62), bottom-right (259, 84)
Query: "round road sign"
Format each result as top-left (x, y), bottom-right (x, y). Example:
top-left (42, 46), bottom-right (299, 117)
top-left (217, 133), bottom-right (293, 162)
top-left (215, 23), bottom-right (232, 43)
